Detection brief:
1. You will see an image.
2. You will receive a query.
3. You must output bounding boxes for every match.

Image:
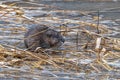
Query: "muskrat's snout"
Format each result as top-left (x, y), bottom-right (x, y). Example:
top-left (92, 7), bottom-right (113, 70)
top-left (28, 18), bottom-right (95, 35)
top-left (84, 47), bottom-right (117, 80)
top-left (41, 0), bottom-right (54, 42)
top-left (59, 36), bottom-right (65, 43)
top-left (61, 37), bottom-right (65, 43)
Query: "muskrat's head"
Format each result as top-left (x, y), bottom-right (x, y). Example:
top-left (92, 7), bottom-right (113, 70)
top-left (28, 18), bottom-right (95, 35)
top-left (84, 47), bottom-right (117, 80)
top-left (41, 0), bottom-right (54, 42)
top-left (40, 29), bottom-right (65, 49)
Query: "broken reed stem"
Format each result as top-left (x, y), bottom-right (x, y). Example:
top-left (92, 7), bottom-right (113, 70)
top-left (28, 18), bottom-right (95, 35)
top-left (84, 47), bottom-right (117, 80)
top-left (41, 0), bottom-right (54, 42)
top-left (97, 60), bottom-right (113, 71)
top-left (60, 24), bottom-right (62, 35)
top-left (95, 37), bottom-right (102, 61)
top-left (97, 10), bottom-right (100, 34)
top-left (76, 31), bottom-right (79, 51)
top-left (65, 23), bottom-right (68, 36)
top-left (90, 63), bottom-right (101, 73)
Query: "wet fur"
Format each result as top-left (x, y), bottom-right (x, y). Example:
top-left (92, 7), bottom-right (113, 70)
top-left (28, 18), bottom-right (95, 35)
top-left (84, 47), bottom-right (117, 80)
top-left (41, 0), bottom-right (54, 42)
top-left (24, 25), bottom-right (65, 51)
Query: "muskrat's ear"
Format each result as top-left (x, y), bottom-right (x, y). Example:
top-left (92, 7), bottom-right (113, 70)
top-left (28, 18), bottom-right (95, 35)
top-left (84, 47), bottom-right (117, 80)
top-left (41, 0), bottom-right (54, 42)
top-left (36, 25), bottom-right (49, 31)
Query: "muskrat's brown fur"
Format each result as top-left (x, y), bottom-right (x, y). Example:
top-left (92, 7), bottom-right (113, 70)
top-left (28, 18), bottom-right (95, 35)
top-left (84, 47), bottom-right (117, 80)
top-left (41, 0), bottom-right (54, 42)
top-left (24, 25), bottom-right (65, 51)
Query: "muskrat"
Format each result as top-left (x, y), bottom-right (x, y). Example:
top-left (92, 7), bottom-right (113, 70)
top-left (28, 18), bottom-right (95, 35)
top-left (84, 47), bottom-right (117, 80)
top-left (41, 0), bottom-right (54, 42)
top-left (24, 25), bottom-right (65, 51)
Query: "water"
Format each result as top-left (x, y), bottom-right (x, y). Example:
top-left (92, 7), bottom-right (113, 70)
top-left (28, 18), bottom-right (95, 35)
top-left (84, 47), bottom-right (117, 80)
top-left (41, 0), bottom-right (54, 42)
top-left (0, 0), bottom-right (120, 80)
